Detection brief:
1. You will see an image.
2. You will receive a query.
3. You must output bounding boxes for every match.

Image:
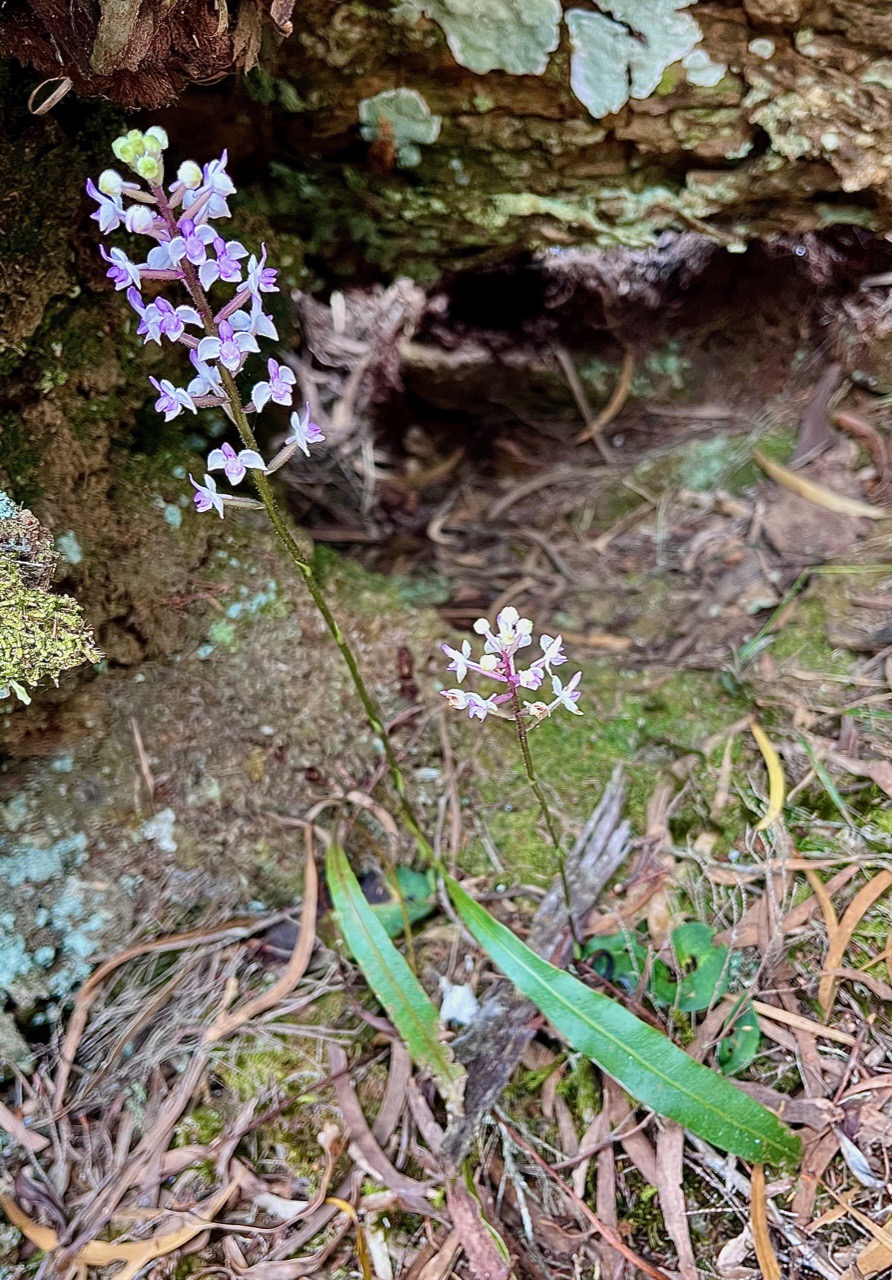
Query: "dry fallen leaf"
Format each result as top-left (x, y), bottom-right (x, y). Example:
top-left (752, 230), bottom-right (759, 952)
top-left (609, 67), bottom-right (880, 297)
top-left (818, 870), bottom-right (892, 1017)
top-left (749, 1165), bottom-right (781, 1280)
top-left (754, 449), bottom-right (887, 519)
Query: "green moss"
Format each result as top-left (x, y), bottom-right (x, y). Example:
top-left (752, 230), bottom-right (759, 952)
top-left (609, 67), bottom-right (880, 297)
top-left (468, 665), bottom-right (746, 884)
top-left (0, 541), bottom-right (100, 699)
top-left (0, 413), bottom-right (42, 506)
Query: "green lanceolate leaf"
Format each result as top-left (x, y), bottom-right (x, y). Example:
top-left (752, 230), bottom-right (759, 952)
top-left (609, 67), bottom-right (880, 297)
top-left (327, 846), bottom-right (464, 1113)
top-left (447, 877), bottom-right (799, 1167)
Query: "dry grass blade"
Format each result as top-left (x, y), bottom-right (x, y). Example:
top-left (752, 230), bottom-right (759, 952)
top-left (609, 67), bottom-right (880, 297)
top-left (415, 1230), bottom-right (462, 1280)
top-left (328, 1043), bottom-right (432, 1200)
top-left (498, 1118), bottom-right (674, 1280)
top-left (324, 1197), bottom-right (373, 1280)
top-left (818, 870), bottom-right (892, 1017)
top-left (750, 721), bottom-right (785, 831)
top-left (750, 999), bottom-right (856, 1046)
top-left (753, 449), bottom-right (887, 519)
top-left (443, 1177), bottom-right (514, 1280)
top-left (749, 1165), bottom-right (781, 1280)
top-left (52, 913), bottom-right (277, 1110)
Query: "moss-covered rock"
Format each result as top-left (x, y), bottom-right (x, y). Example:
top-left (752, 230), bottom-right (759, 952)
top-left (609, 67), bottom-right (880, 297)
top-left (0, 497), bottom-right (99, 703)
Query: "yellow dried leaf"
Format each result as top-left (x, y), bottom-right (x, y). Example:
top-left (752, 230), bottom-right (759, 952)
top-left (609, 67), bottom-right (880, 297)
top-left (1, 1176), bottom-right (240, 1276)
top-left (750, 722), bottom-right (785, 831)
top-left (753, 450), bottom-right (887, 520)
top-left (750, 1165), bottom-right (781, 1280)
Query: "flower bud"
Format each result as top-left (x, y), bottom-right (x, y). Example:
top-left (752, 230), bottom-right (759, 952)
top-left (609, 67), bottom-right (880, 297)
top-left (177, 159), bottom-right (203, 189)
top-left (144, 125), bottom-right (169, 151)
top-left (479, 654), bottom-right (498, 671)
top-left (135, 154), bottom-right (162, 183)
top-left (112, 136), bottom-right (139, 165)
top-left (125, 204), bottom-right (155, 233)
top-left (97, 168), bottom-right (125, 196)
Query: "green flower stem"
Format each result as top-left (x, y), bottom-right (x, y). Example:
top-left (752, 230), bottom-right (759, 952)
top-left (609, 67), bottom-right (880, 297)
top-left (153, 186), bottom-right (434, 868)
top-left (508, 685), bottom-right (580, 952)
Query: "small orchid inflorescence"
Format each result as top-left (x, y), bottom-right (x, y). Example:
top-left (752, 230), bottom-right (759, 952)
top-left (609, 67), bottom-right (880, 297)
top-left (441, 607), bottom-right (582, 722)
top-left (86, 127), bottom-right (325, 520)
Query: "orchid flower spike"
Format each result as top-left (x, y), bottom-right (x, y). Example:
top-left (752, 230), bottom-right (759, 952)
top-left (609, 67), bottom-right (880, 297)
top-left (440, 608), bottom-right (582, 724)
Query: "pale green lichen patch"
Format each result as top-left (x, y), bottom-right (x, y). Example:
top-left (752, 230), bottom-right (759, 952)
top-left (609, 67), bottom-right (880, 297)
top-left (0, 497), bottom-right (100, 702)
top-left (417, 0), bottom-right (561, 75)
top-left (359, 88), bottom-right (442, 167)
top-left (566, 2), bottom-right (706, 120)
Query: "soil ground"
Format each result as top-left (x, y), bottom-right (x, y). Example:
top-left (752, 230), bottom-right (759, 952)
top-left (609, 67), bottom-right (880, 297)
top-left (3, 242), bottom-right (892, 1279)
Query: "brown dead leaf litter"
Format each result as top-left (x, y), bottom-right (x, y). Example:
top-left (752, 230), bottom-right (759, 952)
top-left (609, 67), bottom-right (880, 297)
top-left (5, 237), bottom-right (892, 1278)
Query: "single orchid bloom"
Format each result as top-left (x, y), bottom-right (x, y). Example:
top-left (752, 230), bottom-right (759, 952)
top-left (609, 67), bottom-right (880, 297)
top-left (443, 639), bottom-right (473, 683)
top-left (252, 358), bottom-right (296, 411)
top-left (125, 204), bottom-right (156, 235)
top-left (128, 288), bottom-right (201, 344)
top-left (286, 403), bottom-right (325, 456)
top-left (441, 689), bottom-right (500, 721)
top-left (199, 236), bottom-right (248, 289)
top-left (197, 319), bottom-right (259, 372)
top-left (230, 297), bottom-right (277, 342)
top-left (550, 671), bottom-right (583, 716)
top-left (100, 245), bottom-right (142, 290)
top-left (168, 217), bottom-right (216, 268)
top-left (182, 150), bottom-right (235, 219)
top-left (245, 244), bottom-right (278, 296)
top-left (150, 377), bottom-right (196, 421)
top-left (86, 178), bottom-right (125, 234)
top-left (190, 472), bottom-right (225, 518)
top-left (539, 634), bottom-right (567, 672)
top-left (207, 441), bottom-right (266, 485)
top-left (187, 352), bottom-right (225, 399)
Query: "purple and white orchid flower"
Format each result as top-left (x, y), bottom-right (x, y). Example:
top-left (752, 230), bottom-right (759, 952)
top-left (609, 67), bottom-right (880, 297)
top-left (150, 377), bottom-right (196, 421)
top-left (252, 358), bottom-right (295, 411)
top-left (199, 236), bottom-right (248, 290)
top-left (189, 472), bottom-right (225, 518)
top-left (440, 606), bottom-right (582, 724)
top-left (168, 217), bottom-right (216, 268)
top-left (100, 245), bottom-right (142, 290)
top-left (207, 442), bottom-right (266, 485)
top-left (128, 288), bottom-right (201, 345)
top-left (86, 178), bottom-right (125, 234)
top-left (197, 319), bottom-right (259, 373)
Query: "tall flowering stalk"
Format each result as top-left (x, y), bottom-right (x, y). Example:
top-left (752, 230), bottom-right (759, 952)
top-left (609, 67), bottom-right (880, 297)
top-left (87, 128), bottom-right (430, 858)
top-left (441, 607), bottom-right (583, 942)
